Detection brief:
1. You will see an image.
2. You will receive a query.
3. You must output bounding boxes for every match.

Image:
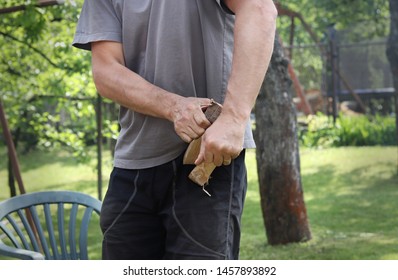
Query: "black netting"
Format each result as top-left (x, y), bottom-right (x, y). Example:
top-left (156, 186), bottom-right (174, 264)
top-left (284, 20), bottom-right (393, 115)
top-left (338, 40), bottom-right (393, 90)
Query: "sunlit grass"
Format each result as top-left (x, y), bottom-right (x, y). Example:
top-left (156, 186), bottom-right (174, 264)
top-left (1, 145), bottom-right (397, 260)
top-left (241, 147), bottom-right (398, 260)
top-left (0, 146), bottom-right (111, 260)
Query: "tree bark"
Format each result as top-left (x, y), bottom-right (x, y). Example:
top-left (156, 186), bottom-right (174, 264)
top-left (254, 35), bottom-right (311, 245)
top-left (386, 0), bottom-right (398, 169)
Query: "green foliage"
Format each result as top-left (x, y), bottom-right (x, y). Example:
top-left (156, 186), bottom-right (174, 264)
top-left (0, 0), bottom-right (116, 161)
top-left (277, 0), bottom-right (390, 43)
top-left (299, 113), bottom-right (397, 147)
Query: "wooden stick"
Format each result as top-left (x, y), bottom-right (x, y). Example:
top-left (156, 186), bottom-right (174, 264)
top-left (183, 101), bottom-right (222, 187)
top-left (188, 162), bottom-right (217, 187)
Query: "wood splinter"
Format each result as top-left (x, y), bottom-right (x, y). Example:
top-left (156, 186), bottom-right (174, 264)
top-left (183, 100), bottom-right (222, 192)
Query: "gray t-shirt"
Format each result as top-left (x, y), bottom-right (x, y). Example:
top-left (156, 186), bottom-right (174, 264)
top-left (73, 0), bottom-right (255, 169)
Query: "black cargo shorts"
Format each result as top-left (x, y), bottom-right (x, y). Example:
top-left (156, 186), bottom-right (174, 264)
top-left (100, 150), bottom-right (247, 260)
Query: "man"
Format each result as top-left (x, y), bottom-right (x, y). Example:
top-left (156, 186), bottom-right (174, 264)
top-left (73, 0), bottom-right (277, 260)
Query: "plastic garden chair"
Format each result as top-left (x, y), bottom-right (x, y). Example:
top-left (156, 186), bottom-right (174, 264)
top-left (0, 191), bottom-right (102, 260)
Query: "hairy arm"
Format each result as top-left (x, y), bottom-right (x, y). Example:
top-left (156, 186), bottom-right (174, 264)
top-left (196, 0), bottom-right (278, 166)
top-left (91, 41), bottom-right (211, 143)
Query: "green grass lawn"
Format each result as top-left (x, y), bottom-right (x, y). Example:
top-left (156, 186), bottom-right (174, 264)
top-left (1, 145), bottom-right (397, 260)
top-left (241, 147), bottom-right (398, 260)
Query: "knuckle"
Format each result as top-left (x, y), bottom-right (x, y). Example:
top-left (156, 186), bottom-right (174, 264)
top-left (196, 127), bottom-right (205, 136)
top-left (200, 119), bottom-right (210, 128)
top-left (187, 102), bottom-right (197, 112)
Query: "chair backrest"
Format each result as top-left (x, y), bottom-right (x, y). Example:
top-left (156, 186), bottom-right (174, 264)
top-left (0, 191), bottom-right (102, 260)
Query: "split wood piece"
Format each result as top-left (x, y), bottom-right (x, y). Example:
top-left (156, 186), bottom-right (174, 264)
top-left (183, 100), bottom-right (222, 188)
top-left (189, 160), bottom-right (216, 188)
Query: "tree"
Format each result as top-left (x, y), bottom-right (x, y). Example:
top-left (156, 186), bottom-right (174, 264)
top-left (386, 0), bottom-right (398, 163)
top-left (277, 0), bottom-right (389, 41)
top-left (0, 0), bottom-right (97, 159)
top-left (1, 1), bottom-right (119, 199)
top-left (254, 35), bottom-right (311, 245)
top-left (1, 0), bottom-right (119, 160)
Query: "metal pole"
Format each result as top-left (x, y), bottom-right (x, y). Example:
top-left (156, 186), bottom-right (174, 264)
top-left (329, 27), bottom-right (339, 124)
top-left (0, 100), bottom-right (44, 249)
top-left (96, 94), bottom-right (103, 201)
top-left (0, 99), bottom-right (26, 195)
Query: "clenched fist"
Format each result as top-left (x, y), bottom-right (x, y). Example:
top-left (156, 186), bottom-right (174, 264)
top-left (171, 97), bottom-right (213, 143)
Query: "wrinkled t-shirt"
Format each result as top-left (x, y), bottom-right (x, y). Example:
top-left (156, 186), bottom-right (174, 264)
top-left (73, 0), bottom-right (255, 169)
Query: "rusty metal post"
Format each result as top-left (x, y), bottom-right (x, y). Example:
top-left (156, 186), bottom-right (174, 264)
top-left (0, 99), bottom-right (26, 195)
top-left (0, 99), bottom-right (42, 247)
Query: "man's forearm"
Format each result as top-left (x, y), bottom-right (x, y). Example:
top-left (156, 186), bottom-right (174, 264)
top-left (91, 42), bottom-right (177, 121)
top-left (91, 41), bottom-right (212, 143)
top-left (194, 0), bottom-right (277, 166)
top-left (222, 0), bottom-right (277, 123)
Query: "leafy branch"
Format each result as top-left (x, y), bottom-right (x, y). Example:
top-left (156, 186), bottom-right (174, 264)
top-left (0, 30), bottom-right (74, 72)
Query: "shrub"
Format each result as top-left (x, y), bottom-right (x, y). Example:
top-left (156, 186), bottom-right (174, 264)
top-left (299, 113), bottom-right (397, 147)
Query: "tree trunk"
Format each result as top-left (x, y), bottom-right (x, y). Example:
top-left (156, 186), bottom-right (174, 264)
top-left (386, 0), bottom-right (398, 171)
top-left (254, 35), bottom-right (311, 245)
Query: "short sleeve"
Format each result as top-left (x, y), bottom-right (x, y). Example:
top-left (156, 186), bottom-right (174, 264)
top-left (214, 0), bottom-right (235, 15)
top-left (72, 0), bottom-right (122, 51)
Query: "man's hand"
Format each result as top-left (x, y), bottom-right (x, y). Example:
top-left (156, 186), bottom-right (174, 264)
top-left (194, 113), bottom-right (244, 167)
top-left (171, 97), bottom-right (212, 143)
